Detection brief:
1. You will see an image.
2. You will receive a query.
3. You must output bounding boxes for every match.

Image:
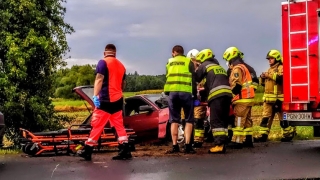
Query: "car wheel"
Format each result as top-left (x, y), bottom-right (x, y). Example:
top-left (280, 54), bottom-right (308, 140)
top-left (177, 124), bottom-right (185, 144)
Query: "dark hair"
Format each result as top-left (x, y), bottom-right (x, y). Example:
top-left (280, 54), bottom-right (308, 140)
top-left (105, 44), bottom-right (116, 51)
top-left (172, 45), bottom-right (184, 55)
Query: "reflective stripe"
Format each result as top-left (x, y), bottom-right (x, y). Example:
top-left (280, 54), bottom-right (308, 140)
top-left (208, 89), bottom-right (233, 100)
top-left (272, 73), bottom-right (277, 81)
top-left (212, 128), bottom-right (228, 136)
top-left (87, 138), bottom-right (97, 144)
top-left (258, 127), bottom-right (270, 135)
top-left (263, 94), bottom-right (284, 102)
top-left (232, 127), bottom-right (244, 136)
top-left (118, 136), bottom-right (128, 141)
top-left (168, 73), bottom-right (192, 78)
top-left (194, 129), bottom-right (205, 138)
top-left (208, 85), bottom-right (232, 100)
top-left (244, 127), bottom-right (253, 135)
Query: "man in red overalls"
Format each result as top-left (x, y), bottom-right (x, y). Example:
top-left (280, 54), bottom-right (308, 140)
top-left (77, 44), bottom-right (131, 161)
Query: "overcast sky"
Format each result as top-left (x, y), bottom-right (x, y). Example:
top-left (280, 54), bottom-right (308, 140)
top-left (64, 0), bottom-right (285, 75)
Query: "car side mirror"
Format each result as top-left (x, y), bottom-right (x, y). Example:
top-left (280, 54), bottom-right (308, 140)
top-left (139, 105), bottom-right (153, 112)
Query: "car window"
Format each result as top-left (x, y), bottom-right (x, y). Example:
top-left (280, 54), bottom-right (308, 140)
top-left (144, 94), bottom-right (168, 109)
top-left (124, 98), bottom-right (151, 117)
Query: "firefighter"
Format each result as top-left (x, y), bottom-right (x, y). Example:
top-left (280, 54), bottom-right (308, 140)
top-left (164, 45), bottom-right (198, 154)
top-left (226, 51), bottom-right (258, 145)
top-left (222, 46), bottom-right (256, 149)
top-left (195, 48), bottom-right (233, 153)
top-left (180, 49), bottom-right (208, 147)
top-left (254, 49), bottom-right (296, 142)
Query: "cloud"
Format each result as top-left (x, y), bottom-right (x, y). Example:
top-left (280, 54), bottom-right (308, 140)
top-left (64, 0), bottom-right (285, 75)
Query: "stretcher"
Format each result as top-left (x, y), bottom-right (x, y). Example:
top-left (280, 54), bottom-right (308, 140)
top-left (19, 123), bottom-right (136, 156)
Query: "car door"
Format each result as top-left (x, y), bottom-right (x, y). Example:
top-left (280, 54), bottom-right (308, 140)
top-left (123, 97), bottom-right (159, 141)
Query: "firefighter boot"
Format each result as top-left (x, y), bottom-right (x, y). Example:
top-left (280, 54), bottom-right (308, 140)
top-left (281, 126), bottom-right (296, 142)
top-left (184, 144), bottom-right (196, 154)
top-left (112, 143), bottom-right (132, 160)
top-left (254, 117), bottom-right (270, 143)
top-left (77, 145), bottom-right (93, 161)
top-left (208, 144), bottom-right (226, 154)
top-left (243, 135), bottom-right (254, 148)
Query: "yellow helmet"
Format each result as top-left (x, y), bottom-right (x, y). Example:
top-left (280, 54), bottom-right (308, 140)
top-left (266, 49), bottom-right (282, 62)
top-left (223, 46), bottom-right (241, 61)
top-left (196, 49), bottom-right (214, 63)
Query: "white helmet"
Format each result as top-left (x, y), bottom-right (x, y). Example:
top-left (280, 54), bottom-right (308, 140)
top-left (186, 49), bottom-right (199, 58)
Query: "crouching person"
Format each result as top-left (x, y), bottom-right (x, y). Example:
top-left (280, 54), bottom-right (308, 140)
top-left (77, 44), bottom-right (132, 161)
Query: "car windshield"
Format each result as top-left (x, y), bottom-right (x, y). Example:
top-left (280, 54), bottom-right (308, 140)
top-left (143, 94), bottom-right (168, 109)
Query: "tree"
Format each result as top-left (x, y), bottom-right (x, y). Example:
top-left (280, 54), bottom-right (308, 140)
top-left (0, 0), bottom-right (74, 144)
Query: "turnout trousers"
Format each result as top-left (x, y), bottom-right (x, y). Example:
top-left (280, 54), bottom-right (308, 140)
top-left (209, 96), bottom-right (232, 146)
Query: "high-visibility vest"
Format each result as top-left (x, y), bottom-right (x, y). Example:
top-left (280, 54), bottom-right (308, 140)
top-left (164, 56), bottom-right (192, 93)
top-left (232, 64), bottom-right (255, 103)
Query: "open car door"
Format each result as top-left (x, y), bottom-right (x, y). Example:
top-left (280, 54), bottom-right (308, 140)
top-left (123, 96), bottom-right (159, 142)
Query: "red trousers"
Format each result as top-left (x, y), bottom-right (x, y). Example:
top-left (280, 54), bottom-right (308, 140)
top-left (85, 108), bottom-right (128, 146)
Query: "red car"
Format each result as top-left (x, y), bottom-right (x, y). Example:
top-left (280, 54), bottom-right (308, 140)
top-left (73, 85), bottom-right (180, 143)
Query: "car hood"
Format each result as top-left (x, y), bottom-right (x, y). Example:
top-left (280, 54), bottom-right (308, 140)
top-left (72, 85), bottom-right (95, 108)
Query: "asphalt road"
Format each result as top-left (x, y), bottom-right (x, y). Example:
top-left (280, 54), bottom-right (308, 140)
top-left (1, 140), bottom-right (320, 180)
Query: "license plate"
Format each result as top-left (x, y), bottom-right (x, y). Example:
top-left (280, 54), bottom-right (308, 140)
top-left (283, 112), bottom-right (313, 121)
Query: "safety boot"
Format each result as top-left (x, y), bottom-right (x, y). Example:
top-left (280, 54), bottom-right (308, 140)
top-left (112, 143), bottom-right (132, 160)
top-left (243, 135), bottom-right (254, 148)
top-left (208, 144), bottom-right (226, 154)
top-left (254, 134), bottom-right (268, 143)
top-left (184, 144), bottom-right (196, 154)
top-left (281, 127), bottom-right (296, 142)
top-left (165, 144), bottom-right (180, 154)
top-left (77, 145), bottom-right (94, 161)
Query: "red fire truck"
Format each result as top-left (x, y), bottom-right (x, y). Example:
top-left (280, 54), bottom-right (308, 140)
top-left (281, 0), bottom-right (320, 136)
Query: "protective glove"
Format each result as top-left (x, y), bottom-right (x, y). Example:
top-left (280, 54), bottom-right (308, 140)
top-left (193, 99), bottom-right (200, 106)
top-left (93, 95), bottom-right (100, 108)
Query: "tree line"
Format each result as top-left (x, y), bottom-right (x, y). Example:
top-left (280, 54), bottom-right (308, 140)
top-left (53, 65), bottom-right (167, 99)
top-left (53, 64), bottom-right (264, 99)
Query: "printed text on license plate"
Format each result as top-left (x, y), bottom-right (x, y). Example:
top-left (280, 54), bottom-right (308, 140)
top-left (283, 112), bottom-right (312, 120)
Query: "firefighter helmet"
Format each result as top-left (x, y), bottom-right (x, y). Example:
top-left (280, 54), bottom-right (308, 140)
top-left (186, 49), bottom-right (199, 58)
top-left (196, 49), bottom-right (214, 63)
top-left (266, 49), bottom-right (282, 62)
top-left (222, 46), bottom-right (241, 61)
